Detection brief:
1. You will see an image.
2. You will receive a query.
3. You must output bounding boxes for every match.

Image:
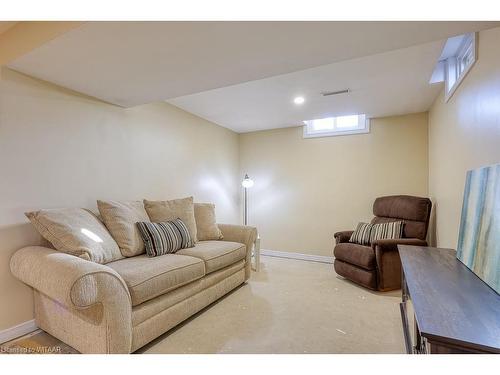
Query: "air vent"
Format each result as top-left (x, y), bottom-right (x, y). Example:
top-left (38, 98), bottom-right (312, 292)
top-left (322, 89), bottom-right (350, 97)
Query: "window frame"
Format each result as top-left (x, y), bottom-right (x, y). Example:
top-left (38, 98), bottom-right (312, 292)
top-left (303, 114), bottom-right (370, 139)
top-left (444, 33), bottom-right (477, 102)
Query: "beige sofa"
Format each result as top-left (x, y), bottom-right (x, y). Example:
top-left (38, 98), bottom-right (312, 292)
top-left (10, 223), bottom-right (257, 353)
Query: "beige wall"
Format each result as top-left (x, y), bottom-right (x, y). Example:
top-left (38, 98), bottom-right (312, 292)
top-left (239, 113), bottom-right (429, 256)
top-left (3, 24), bottom-right (499, 334)
top-left (0, 68), bottom-right (240, 331)
top-left (428, 27), bottom-right (500, 249)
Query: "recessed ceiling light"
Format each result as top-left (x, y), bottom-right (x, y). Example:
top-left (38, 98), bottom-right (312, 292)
top-left (293, 96), bottom-right (305, 105)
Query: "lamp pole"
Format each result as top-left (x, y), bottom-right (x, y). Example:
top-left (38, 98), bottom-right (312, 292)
top-left (241, 174), bottom-right (259, 271)
top-left (241, 174), bottom-right (254, 226)
top-left (244, 186), bottom-right (248, 225)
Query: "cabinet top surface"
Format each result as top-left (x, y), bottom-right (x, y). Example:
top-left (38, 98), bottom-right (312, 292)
top-left (398, 245), bottom-right (500, 353)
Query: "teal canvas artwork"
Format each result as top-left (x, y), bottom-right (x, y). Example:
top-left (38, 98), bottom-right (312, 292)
top-left (457, 164), bottom-right (500, 294)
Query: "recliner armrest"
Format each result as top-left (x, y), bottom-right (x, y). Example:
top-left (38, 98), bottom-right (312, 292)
top-left (334, 230), bottom-right (354, 244)
top-left (371, 238), bottom-right (427, 291)
top-left (371, 238), bottom-right (427, 252)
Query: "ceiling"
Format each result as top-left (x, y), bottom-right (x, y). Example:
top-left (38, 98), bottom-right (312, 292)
top-left (169, 41), bottom-right (444, 132)
top-left (0, 21), bottom-right (18, 35)
top-left (6, 21), bottom-right (500, 132)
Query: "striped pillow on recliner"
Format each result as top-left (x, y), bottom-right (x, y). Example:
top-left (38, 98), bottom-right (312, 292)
top-left (369, 221), bottom-right (404, 244)
top-left (349, 222), bottom-right (372, 245)
top-left (349, 221), bottom-right (404, 246)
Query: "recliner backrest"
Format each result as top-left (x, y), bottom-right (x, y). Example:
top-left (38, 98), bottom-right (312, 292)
top-left (370, 195), bottom-right (432, 240)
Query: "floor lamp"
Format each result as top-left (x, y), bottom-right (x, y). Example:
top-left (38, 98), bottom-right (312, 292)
top-left (241, 174), bottom-right (254, 225)
top-left (241, 174), bottom-right (260, 271)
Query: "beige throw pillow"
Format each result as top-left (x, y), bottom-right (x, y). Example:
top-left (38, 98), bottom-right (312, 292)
top-left (144, 196), bottom-right (198, 242)
top-left (25, 208), bottom-right (123, 264)
top-left (97, 200), bottom-right (150, 257)
top-left (194, 203), bottom-right (223, 241)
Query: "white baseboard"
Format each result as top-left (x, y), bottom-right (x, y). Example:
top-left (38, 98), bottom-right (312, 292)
top-left (261, 249), bottom-right (334, 264)
top-left (0, 319), bottom-right (38, 344)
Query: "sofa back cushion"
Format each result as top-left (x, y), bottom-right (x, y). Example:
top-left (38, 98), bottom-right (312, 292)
top-left (144, 197), bottom-right (197, 242)
top-left (25, 208), bottom-right (123, 264)
top-left (372, 195), bottom-right (432, 240)
top-left (194, 203), bottom-right (223, 241)
top-left (97, 200), bottom-right (150, 257)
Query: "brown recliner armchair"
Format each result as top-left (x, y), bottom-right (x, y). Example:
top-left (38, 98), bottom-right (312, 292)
top-left (333, 195), bottom-right (432, 291)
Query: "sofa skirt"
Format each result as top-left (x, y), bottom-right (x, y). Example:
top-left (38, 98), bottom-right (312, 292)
top-left (132, 267), bottom-right (246, 351)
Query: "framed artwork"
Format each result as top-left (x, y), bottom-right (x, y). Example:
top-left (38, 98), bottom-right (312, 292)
top-left (457, 163), bottom-right (500, 294)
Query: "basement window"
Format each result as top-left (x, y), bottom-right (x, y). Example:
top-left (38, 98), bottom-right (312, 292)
top-left (303, 114), bottom-right (369, 138)
top-left (430, 32), bottom-right (477, 102)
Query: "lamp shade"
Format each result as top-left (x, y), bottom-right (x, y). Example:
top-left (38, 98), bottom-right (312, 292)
top-left (241, 174), bottom-right (254, 188)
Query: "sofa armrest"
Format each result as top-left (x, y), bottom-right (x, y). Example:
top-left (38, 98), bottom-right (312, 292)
top-left (371, 238), bottom-right (427, 252)
top-left (218, 223), bottom-right (258, 249)
top-left (10, 246), bottom-right (132, 353)
top-left (334, 230), bottom-right (354, 244)
top-left (218, 224), bottom-right (257, 279)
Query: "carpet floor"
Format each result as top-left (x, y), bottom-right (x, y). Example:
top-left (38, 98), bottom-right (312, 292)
top-left (3, 255), bottom-right (405, 354)
top-left (141, 255), bottom-right (404, 353)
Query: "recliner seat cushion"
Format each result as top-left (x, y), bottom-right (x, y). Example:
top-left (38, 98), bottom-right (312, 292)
top-left (334, 242), bottom-right (376, 270)
top-left (177, 241), bottom-right (246, 274)
top-left (107, 254), bottom-right (205, 306)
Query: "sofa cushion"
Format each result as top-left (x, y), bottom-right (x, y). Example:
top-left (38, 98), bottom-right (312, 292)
top-left (26, 208), bottom-right (123, 264)
top-left (107, 254), bottom-right (205, 306)
top-left (334, 242), bottom-right (376, 270)
top-left (97, 200), bottom-right (150, 257)
top-left (144, 197), bottom-right (198, 242)
top-left (194, 203), bottom-right (223, 241)
top-left (177, 241), bottom-right (246, 274)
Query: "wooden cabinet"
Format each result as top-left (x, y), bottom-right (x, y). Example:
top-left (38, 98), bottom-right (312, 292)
top-left (398, 245), bottom-right (500, 354)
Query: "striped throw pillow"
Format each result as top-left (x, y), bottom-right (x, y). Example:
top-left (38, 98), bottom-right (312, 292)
top-left (349, 221), bottom-right (405, 246)
top-left (349, 222), bottom-right (372, 245)
top-left (370, 221), bottom-right (404, 244)
top-left (136, 219), bottom-right (194, 257)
